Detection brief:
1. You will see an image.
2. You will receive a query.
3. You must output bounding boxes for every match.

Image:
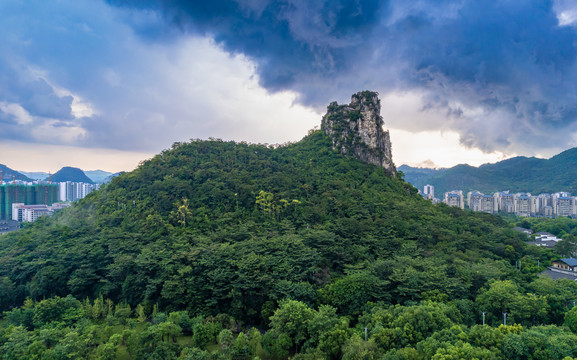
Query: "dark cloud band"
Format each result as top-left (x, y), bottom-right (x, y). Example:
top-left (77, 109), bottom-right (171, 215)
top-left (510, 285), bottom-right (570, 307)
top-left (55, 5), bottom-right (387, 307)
top-left (107, 0), bottom-right (577, 154)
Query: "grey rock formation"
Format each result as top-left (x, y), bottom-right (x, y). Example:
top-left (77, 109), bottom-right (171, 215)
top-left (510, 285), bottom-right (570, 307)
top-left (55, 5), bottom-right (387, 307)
top-left (321, 91), bottom-right (396, 175)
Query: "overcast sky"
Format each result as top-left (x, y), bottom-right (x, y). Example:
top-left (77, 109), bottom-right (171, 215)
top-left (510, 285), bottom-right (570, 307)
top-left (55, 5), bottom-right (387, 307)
top-left (2, 0), bottom-right (577, 172)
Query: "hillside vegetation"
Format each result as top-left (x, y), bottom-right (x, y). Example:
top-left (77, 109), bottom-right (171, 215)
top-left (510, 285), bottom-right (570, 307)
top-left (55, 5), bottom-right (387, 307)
top-left (0, 131), bottom-right (575, 359)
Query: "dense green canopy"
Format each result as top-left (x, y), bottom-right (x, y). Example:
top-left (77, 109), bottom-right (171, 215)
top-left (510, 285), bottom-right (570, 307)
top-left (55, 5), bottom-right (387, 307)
top-left (1, 130), bottom-right (573, 359)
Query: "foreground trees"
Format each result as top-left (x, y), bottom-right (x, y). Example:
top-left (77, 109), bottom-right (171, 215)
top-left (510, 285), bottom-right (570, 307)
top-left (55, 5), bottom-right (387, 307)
top-left (3, 294), bottom-right (577, 360)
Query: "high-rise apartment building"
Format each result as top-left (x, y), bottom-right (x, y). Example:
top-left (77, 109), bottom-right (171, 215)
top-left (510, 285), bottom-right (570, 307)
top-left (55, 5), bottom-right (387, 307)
top-left (494, 191), bottom-right (515, 213)
top-left (443, 190), bottom-right (465, 209)
top-left (423, 184), bottom-right (435, 200)
top-left (467, 191), bottom-right (484, 212)
top-left (514, 193), bottom-right (532, 216)
top-left (59, 182), bottom-right (99, 202)
top-left (0, 184), bottom-right (59, 220)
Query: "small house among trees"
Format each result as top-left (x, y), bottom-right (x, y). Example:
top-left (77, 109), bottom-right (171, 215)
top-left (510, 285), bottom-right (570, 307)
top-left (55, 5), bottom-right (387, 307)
top-left (552, 258), bottom-right (577, 272)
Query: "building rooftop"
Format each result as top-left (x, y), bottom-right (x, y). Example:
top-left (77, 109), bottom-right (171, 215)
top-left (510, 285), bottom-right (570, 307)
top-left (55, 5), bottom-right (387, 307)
top-left (514, 227), bottom-right (531, 232)
top-left (0, 220), bottom-right (19, 234)
top-left (527, 240), bottom-right (556, 248)
top-left (557, 258), bottom-right (577, 267)
top-left (541, 268), bottom-right (577, 281)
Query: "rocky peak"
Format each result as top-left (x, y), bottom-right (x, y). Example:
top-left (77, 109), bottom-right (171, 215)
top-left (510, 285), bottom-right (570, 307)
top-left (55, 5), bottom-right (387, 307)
top-left (321, 91), bottom-right (396, 175)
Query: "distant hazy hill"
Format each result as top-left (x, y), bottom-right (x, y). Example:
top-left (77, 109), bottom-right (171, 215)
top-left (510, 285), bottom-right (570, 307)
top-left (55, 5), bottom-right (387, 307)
top-left (84, 170), bottom-right (114, 184)
top-left (398, 165), bottom-right (442, 185)
top-left (103, 172), bottom-right (122, 183)
top-left (402, 147), bottom-right (577, 195)
top-left (19, 171), bottom-right (49, 180)
top-left (48, 167), bottom-right (94, 184)
top-left (0, 164), bottom-right (33, 182)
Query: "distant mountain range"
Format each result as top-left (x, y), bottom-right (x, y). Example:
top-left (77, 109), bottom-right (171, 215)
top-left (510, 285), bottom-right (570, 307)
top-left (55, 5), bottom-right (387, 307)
top-left (16, 168), bottom-right (115, 184)
top-left (401, 147), bottom-right (577, 196)
top-left (0, 164), bottom-right (33, 183)
top-left (84, 170), bottom-right (115, 184)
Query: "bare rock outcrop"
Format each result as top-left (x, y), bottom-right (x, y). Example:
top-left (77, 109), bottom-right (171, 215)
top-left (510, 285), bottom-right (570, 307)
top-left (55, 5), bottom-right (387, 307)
top-left (321, 91), bottom-right (396, 175)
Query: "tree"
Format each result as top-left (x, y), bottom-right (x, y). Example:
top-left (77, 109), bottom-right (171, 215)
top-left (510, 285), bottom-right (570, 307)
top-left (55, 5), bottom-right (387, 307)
top-left (565, 307), bottom-right (577, 333)
top-left (306, 305), bottom-right (342, 347)
top-left (171, 198), bottom-right (192, 226)
top-left (341, 334), bottom-right (381, 360)
top-left (321, 272), bottom-right (379, 316)
top-left (557, 234), bottom-right (577, 257)
top-left (269, 299), bottom-right (314, 351)
top-left (476, 281), bottom-right (523, 325)
top-left (431, 342), bottom-right (496, 360)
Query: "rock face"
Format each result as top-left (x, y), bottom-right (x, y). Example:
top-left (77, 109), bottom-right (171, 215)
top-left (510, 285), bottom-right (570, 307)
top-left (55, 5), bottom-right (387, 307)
top-left (321, 91), bottom-right (396, 175)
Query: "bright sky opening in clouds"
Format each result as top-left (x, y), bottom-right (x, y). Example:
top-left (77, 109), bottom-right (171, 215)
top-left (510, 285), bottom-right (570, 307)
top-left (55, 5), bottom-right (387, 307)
top-left (1, 0), bottom-right (577, 173)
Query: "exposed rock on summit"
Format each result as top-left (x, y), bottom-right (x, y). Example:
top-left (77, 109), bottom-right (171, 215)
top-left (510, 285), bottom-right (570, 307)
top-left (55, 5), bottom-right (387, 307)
top-left (321, 91), bottom-right (396, 175)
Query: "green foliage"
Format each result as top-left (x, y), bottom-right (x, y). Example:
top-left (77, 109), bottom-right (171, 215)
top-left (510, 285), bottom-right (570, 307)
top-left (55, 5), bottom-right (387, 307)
top-left (192, 321), bottom-right (221, 349)
top-left (269, 299), bottom-right (314, 350)
top-left (1, 130), bottom-right (575, 359)
top-left (0, 131), bottom-right (545, 322)
top-left (321, 272), bottom-right (379, 316)
top-left (566, 307), bottom-right (577, 333)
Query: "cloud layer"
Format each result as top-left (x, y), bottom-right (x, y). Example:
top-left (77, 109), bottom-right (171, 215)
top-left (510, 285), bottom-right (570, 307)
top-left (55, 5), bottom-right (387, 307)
top-left (0, 0), bottom-right (319, 154)
top-left (2, 0), bottom-right (577, 165)
top-left (107, 0), bottom-right (577, 155)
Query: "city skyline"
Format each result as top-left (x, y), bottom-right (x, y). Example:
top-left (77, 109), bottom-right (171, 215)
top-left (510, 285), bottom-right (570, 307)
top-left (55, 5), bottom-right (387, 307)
top-left (2, 1), bottom-right (577, 172)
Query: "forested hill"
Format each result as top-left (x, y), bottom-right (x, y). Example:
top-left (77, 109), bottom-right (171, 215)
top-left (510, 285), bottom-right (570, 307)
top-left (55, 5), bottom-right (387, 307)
top-left (0, 130), bottom-right (564, 359)
top-left (402, 147), bottom-right (577, 195)
top-left (0, 131), bottom-right (533, 316)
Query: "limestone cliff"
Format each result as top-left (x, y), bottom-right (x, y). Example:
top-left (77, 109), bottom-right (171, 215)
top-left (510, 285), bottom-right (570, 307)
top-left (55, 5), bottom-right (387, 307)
top-left (321, 91), bottom-right (396, 175)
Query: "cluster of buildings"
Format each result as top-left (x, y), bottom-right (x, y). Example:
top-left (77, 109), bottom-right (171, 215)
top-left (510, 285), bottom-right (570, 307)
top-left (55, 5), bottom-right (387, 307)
top-left (11, 203), bottom-right (71, 222)
top-left (59, 181), bottom-right (99, 202)
top-left (422, 185), bottom-right (577, 217)
top-left (0, 181), bottom-right (99, 224)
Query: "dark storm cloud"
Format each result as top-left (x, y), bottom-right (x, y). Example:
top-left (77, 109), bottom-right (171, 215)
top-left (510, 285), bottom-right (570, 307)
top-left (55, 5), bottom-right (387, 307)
top-left (107, 0), bottom-right (390, 99)
top-left (0, 57), bottom-right (75, 143)
top-left (108, 0), bottom-right (577, 154)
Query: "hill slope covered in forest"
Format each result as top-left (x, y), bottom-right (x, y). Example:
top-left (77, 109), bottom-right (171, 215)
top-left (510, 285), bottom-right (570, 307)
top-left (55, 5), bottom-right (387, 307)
top-left (0, 130), bottom-right (534, 315)
top-left (0, 93), bottom-right (572, 359)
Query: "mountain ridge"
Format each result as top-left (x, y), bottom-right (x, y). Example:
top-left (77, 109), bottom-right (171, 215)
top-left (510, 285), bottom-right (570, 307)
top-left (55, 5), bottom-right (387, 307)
top-left (0, 164), bottom-right (33, 182)
top-left (48, 166), bottom-right (95, 184)
top-left (402, 148), bottom-right (577, 195)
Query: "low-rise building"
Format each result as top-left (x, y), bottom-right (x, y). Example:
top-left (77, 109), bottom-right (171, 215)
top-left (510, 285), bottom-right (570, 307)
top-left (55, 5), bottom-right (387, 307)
top-left (552, 258), bottom-right (577, 272)
top-left (535, 232), bottom-right (562, 242)
top-left (12, 202), bottom-right (71, 223)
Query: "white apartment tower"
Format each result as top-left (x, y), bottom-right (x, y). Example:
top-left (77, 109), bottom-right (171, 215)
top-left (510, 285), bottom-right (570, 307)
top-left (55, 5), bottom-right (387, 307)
top-left (423, 185), bottom-right (435, 200)
top-left (467, 191), bottom-right (484, 212)
top-left (514, 193), bottom-right (532, 217)
top-left (444, 190), bottom-right (465, 209)
top-left (494, 191), bottom-right (515, 213)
